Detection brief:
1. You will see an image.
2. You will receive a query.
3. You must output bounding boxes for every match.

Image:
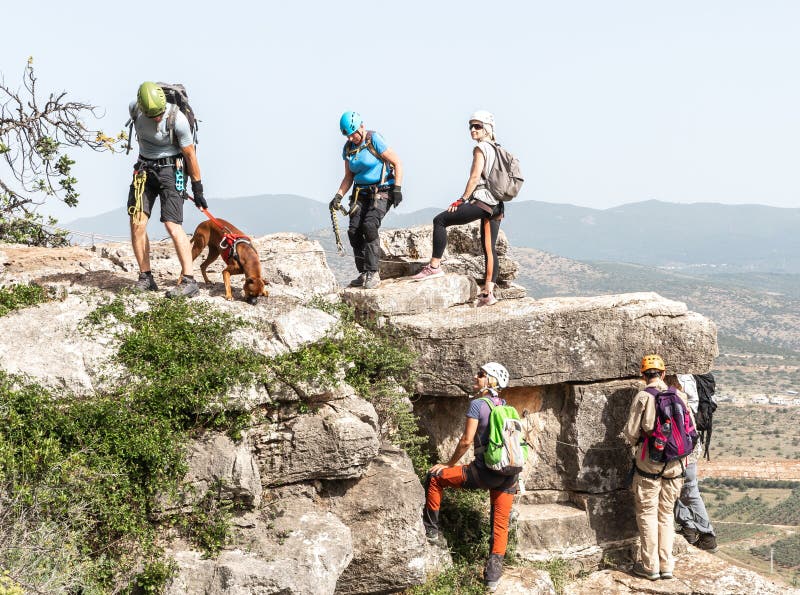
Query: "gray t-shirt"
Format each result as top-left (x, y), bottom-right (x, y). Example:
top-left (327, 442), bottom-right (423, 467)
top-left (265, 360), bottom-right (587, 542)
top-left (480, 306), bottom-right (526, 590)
top-left (129, 101), bottom-right (193, 159)
top-left (472, 140), bottom-right (498, 207)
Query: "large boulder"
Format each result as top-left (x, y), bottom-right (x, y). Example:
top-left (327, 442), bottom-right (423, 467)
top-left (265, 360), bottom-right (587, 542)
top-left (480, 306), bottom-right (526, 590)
top-left (389, 292), bottom-right (717, 396)
top-left (324, 444), bottom-right (442, 594)
top-left (563, 549), bottom-right (798, 595)
top-left (253, 394), bottom-right (381, 487)
top-left (378, 222), bottom-right (518, 283)
top-left (341, 274), bottom-right (474, 316)
top-left (166, 490), bottom-right (353, 595)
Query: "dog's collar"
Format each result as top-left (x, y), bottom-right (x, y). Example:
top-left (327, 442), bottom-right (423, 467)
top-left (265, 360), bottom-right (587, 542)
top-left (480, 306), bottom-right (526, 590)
top-left (219, 234), bottom-right (251, 266)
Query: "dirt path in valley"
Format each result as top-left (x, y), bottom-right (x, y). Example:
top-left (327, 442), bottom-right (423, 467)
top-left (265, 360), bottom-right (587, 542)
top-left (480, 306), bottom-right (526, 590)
top-left (698, 458), bottom-right (800, 480)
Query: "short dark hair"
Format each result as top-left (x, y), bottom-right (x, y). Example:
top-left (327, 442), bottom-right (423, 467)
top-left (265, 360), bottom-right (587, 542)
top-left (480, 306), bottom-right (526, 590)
top-left (643, 369), bottom-right (662, 380)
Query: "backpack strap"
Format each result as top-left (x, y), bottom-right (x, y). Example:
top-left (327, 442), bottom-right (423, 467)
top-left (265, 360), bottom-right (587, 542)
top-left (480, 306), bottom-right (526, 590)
top-left (344, 131), bottom-right (392, 186)
top-left (125, 104), bottom-right (140, 155)
top-left (165, 104), bottom-right (178, 147)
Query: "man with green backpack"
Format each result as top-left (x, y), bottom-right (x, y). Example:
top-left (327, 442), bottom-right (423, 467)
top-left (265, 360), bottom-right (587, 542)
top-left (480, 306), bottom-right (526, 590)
top-left (422, 362), bottom-right (528, 592)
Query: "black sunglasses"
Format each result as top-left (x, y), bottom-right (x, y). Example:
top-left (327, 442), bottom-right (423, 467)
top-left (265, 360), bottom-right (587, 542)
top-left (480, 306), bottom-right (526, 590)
top-left (469, 123), bottom-right (484, 131)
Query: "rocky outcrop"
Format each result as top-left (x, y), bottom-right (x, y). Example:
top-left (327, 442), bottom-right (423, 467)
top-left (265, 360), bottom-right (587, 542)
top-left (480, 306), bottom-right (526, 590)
top-left (389, 292), bottom-right (717, 395)
top-left (563, 549), bottom-right (797, 594)
top-left (379, 222), bottom-right (519, 284)
top-left (0, 231), bottom-right (732, 593)
top-left (323, 444), bottom-right (446, 594)
top-left (253, 394), bottom-right (381, 486)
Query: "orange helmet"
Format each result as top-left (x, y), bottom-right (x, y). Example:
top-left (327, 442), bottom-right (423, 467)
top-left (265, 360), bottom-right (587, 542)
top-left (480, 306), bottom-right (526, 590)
top-left (640, 354), bottom-right (666, 373)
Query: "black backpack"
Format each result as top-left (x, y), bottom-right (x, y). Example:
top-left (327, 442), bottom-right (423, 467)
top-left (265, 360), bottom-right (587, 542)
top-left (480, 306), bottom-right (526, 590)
top-left (693, 373), bottom-right (718, 460)
top-left (125, 82), bottom-right (199, 154)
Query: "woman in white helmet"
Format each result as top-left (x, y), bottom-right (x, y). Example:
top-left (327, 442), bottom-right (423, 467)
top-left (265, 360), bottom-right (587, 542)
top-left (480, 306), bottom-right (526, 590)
top-left (411, 110), bottom-right (504, 307)
top-left (422, 361), bottom-right (517, 590)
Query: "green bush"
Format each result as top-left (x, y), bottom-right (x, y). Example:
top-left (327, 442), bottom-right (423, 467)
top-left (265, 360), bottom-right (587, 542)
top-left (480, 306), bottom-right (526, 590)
top-left (406, 562), bottom-right (486, 594)
top-left (0, 297), bottom-right (269, 591)
top-left (0, 283), bottom-right (49, 317)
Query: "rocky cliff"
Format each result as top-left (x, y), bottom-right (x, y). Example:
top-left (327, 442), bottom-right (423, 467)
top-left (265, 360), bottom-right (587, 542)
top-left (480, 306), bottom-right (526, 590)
top-left (0, 223), bottom-right (792, 594)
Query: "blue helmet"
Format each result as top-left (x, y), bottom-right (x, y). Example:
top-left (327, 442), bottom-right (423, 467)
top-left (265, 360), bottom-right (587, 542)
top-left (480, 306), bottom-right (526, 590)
top-left (339, 111), bottom-right (362, 136)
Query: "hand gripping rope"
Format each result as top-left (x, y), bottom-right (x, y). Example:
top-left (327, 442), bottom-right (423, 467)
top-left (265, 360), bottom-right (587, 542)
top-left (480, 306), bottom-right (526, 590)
top-left (329, 190), bottom-right (362, 256)
top-left (128, 169), bottom-right (148, 224)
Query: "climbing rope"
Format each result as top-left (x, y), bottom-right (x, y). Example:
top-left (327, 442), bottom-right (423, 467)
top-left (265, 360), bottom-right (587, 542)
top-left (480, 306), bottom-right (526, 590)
top-left (127, 170), bottom-right (148, 225)
top-left (329, 192), bottom-right (361, 256)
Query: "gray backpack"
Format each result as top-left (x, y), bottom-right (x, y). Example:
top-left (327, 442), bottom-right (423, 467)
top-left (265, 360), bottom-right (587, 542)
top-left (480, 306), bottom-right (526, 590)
top-left (483, 142), bottom-right (524, 201)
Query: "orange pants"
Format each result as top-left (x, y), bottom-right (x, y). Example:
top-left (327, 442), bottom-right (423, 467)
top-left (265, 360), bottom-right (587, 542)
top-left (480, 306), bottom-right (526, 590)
top-left (424, 464), bottom-right (516, 555)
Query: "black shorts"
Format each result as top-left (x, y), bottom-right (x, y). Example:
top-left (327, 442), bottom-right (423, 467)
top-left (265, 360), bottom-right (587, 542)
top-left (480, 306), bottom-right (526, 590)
top-left (127, 164), bottom-right (185, 224)
top-left (463, 459), bottom-right (519, 494)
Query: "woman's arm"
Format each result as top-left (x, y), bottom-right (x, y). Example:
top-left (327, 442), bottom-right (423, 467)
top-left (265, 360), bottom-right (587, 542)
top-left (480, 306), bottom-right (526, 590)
top-left (429, 417), bottom-right (479, 474)
top-left (460, 146), bottom-right (485, 200)
top-left (337, 161), bottom-right (355, 196)
top-left (379, 147), bottom-right (403, 186)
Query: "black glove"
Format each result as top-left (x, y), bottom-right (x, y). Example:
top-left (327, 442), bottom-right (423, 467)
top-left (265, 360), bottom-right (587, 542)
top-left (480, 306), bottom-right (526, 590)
top-left (191, 180), bottom-right (208, 209)
top-left (329, 192), bottom-right (343, 211)
top-left (391, 185), bottom-right (403, 208)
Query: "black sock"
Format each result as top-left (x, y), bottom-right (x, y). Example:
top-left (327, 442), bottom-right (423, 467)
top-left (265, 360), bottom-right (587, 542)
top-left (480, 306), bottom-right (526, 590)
top-left (141, 271), bottom-right (152, 276)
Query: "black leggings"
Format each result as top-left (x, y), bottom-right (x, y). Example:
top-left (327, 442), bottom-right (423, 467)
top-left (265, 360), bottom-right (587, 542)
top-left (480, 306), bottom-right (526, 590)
top-left (432, 201), bottom-right (501, 284)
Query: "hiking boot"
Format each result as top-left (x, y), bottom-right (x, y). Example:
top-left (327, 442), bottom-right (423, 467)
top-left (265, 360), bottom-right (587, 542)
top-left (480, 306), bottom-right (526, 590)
top-left (632, 562), bottom-right (659, 580)
top-left (476, 292), bottom-right (498, 307)
top-left (660, 570), bottom-right (674, 580)
top-left (349, 272), bottom-right (366, 287)
top-left (166, 277), bottom-right (199, 299)
top-left (411, 264), bottom-right (444, 281)
top-left (133, 272), bottom-right (158, 292)
top-left (363, 271), bottom-right (381, 289)
top-left (697, 533), bottom-right (718, 553)
top-left (681, 526), bottom-right (700, 545)
top-left (425, 527), bottom-right (446, 546)
top-left (483, 553), bottom-right (504, 591)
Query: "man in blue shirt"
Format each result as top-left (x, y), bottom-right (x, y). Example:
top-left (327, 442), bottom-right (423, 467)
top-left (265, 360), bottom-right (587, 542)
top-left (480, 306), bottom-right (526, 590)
top-left (127, 82), bottom-right (207, 297)
top-left (330, 111), bottom-right (403, 289)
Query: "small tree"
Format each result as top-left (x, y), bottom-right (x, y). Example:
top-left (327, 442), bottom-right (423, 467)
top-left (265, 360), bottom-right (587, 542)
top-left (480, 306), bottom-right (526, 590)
top-left (0, 58), bottom-right (122, 246)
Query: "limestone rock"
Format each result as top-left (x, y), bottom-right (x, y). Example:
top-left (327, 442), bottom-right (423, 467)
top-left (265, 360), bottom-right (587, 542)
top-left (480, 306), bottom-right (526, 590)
top-left (563, 549), bottom-right (798, 595)
top-left (495, 567), bottom-right (557, 595)
top-left (341, 274), bottom-right (474, 316)
top-left (378, 222), bottom-right (518, 283)
top-left (325, 444), bottom-right (442, 594)
top-left (157, 431), bottom-right (262, 515)
top-left (167, 496), bottom-right (353, 595)
top-left (561, 380), bottom-right (641, 493)
top-left (515, 503), bottom-right (599, 560)
top-left (254, 394), bottom-right (380, 487)
top-left (390, 292), bottom-right (718, 396)
top-left (0, 294), bottom-right (124, 394)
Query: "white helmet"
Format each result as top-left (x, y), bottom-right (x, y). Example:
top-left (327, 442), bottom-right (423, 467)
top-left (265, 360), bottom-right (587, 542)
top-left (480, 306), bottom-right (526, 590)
top-left (470, 110), bottom-right (495, 127)
top-left (481, 362), bottom-right (509, 388)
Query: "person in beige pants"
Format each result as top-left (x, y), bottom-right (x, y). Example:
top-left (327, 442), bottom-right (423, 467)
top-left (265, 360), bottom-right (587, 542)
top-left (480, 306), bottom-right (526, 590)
top-left (623, 354), bottom-right (690, 580)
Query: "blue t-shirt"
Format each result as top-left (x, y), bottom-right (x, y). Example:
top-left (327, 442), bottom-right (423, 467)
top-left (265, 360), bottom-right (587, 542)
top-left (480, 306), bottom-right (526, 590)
top-left (342, 131), bottom-right (394, 186)
top-left (466, 391), bottom-right (505, 450)
top-left (129, 101), bottom-right (193, 159)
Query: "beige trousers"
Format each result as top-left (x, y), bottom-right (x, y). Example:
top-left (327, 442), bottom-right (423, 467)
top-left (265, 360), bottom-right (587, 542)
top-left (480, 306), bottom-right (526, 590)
top-left (632, 471), bottom-right (684, 574)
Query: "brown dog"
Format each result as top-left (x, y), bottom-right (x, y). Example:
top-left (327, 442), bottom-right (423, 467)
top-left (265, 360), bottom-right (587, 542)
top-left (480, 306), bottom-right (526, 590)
top-left (190, 219), bottom-right (269, 304)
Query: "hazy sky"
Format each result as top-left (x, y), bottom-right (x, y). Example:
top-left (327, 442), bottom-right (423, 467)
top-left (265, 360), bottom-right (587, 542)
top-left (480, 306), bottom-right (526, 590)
top-left (2, 1), bottom-right (799, 224)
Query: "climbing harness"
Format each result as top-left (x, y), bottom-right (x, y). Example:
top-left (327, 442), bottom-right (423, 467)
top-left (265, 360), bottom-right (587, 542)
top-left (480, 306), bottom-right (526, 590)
top-left (128, 169), bottom-right (148, 224)
top-left (329, 192), bottom-right (361, 255)
top-left (343, 131), bottom-right (392, 186)
top-left (197, 206), bottom-right (252, 266)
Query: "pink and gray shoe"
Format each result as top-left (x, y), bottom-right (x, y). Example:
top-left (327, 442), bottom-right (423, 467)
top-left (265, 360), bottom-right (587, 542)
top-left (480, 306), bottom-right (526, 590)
top-left (476, 292), bottom-right (498, 307)
top-left (411, 264), bottom-right (444, 281)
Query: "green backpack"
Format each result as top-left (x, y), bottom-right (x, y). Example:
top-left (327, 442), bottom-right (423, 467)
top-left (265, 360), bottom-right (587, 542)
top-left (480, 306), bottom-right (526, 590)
top-left (480, 397), bottom-right (529, 476)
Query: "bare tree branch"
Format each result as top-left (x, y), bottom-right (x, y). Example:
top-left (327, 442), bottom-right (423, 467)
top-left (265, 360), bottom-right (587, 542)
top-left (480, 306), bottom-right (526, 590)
top-left (0, 59), bottom-right (124, 246)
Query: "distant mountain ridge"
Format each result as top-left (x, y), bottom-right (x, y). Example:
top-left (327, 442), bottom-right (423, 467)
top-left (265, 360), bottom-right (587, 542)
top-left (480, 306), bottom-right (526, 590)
top-left (66, 196), bottom-right (800, 272)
